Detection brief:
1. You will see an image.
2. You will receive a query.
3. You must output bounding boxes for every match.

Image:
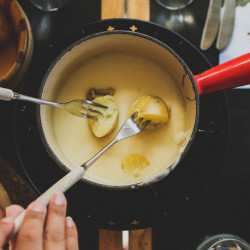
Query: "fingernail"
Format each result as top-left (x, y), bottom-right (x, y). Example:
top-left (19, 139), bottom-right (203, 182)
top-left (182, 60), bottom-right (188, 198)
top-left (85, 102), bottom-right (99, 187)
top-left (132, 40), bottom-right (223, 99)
top-left (1, 216), bottom-right (13, 223)
top-left (28, 200), bottom-right (46, 213)
top-left (52, 193), bottom-right (66, 206)
top-left (65, 217), bottom-right (75, 227)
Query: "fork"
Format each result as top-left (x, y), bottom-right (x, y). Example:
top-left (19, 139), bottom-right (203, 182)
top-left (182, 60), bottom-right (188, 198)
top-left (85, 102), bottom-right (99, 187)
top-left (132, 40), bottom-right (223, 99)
top-left (10, 112), bottom-right (150, 239)
top-left (0, 87), bottom-right (107, 120)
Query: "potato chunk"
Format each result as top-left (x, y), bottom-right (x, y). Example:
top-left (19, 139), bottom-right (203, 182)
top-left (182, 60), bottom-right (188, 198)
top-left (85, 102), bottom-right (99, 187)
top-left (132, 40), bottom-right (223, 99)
top-left (129, 95), bottom-right (169, 128)
top-left (88, 95), bottom-right (118, 137)
top-left (121, 154), bottom-right (150, 178)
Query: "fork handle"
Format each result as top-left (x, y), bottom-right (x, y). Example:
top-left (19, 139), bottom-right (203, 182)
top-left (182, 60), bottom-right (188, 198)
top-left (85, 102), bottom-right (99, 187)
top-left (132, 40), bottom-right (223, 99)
top-left (0, 87), bottom-right (61, 107)
top-left (11, 166), bottom-right (85, 239)
top-left (82, 138), bottom-right (117, 170)
top-left (0, 87), bottom-right (14, 101)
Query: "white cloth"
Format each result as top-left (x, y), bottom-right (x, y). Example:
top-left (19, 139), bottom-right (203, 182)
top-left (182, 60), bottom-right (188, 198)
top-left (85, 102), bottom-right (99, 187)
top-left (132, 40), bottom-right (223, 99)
top-left (219, 3), bottom-right (250, 88)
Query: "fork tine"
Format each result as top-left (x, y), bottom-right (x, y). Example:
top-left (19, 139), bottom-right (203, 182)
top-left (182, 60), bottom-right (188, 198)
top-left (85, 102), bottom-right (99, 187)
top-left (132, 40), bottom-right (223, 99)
top-left (134, 117), bottom-right (143, 124)
top-left (139, 120), bottom-right (150, 130)
top-left (80, 111), bottom-right (98, 120)
top-left (131, 112), bottom-right (150, 130)
top-left (134, 117), bottom-right (150, 130)
top-left (81, 99), bottom-right (108, 120)
top-left (131, 111), bottom-right (139, 120)
top-left (83, 100), bottom-right (108, 109)
top-left (82, 105), bottom-right (103, 114)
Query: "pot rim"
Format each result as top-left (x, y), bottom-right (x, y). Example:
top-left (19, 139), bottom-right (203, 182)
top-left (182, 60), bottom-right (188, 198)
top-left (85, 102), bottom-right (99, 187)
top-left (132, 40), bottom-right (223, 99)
top-left (37, 30), bottom-right (200, 190)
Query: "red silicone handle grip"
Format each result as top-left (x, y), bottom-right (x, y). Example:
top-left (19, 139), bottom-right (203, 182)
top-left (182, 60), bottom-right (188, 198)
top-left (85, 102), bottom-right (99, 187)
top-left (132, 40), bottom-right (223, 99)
top-left (194, 53), bottom-right (250, 95)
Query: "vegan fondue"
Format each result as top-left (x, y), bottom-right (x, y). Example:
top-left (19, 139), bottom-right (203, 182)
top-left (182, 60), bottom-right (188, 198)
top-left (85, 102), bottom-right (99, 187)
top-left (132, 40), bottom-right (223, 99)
top-left (50, 51), bottom-right (189, 186)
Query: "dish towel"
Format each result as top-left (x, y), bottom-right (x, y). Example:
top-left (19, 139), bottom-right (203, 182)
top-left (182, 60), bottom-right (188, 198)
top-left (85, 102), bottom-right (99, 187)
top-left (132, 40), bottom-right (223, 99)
top-left (219, 1), bottom-right (250, 88)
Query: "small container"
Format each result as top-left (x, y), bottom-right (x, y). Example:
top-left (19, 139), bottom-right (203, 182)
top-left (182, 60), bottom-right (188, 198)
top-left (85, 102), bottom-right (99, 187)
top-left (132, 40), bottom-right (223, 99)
top-left (0, 0), bottom-right (33, 89)
top-left (155, 0), bottom-right (194, 10)
top-left (196, 234), bottom-right (250, 250)
top-left (30, 0), bottom-right (71, 12)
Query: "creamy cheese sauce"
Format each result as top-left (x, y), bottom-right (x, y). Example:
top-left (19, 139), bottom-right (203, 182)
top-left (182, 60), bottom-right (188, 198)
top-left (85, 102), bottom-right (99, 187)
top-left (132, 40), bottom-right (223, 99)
top-left (52, 51), bottom-right (188, 186)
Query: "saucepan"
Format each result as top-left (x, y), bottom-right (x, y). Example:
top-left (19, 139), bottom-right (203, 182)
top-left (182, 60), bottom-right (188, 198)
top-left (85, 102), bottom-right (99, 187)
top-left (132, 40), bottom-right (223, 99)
top-left (37, 23), bottom-right (250, 189)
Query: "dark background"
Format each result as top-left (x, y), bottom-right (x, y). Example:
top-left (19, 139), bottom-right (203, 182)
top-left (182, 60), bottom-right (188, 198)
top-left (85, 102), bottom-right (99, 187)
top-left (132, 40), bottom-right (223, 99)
top-left (1, 0), bottom-right (250, 249)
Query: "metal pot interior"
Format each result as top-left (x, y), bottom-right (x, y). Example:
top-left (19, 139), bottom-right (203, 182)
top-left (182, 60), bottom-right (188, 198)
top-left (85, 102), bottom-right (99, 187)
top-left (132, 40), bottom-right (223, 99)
top-left (39, 32), bottom-right (198, 188)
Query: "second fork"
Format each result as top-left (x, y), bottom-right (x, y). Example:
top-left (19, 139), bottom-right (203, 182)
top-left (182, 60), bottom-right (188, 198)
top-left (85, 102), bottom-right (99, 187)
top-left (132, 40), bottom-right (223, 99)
top-left (0, 87), bottom-right (108, 120)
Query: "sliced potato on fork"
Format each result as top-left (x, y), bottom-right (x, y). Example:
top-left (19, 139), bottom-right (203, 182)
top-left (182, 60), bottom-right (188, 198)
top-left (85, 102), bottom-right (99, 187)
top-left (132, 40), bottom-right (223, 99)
top-left (88, 95), bottom-right (119, 137)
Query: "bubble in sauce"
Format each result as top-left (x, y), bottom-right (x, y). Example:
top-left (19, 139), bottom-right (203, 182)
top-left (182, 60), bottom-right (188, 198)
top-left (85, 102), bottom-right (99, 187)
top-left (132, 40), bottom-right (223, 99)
top-left (173, 131), bottom-right (187, 145)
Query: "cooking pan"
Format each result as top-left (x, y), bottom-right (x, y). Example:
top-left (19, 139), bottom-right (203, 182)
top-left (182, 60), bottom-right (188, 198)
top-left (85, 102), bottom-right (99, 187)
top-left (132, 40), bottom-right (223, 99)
top-left (13, 18), bottom-right (230, 229)
top-left (37, 23), bottom-right (250, 189)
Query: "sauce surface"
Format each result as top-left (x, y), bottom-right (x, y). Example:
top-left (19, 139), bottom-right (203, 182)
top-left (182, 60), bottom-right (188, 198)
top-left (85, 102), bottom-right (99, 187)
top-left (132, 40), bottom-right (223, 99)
top-left (52, 51), bottom-right (187, 186)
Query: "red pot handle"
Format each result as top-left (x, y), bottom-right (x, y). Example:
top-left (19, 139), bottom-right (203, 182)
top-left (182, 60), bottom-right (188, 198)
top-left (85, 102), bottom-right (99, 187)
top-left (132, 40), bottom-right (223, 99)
top-left (194, 53), bottom-right (250, 95)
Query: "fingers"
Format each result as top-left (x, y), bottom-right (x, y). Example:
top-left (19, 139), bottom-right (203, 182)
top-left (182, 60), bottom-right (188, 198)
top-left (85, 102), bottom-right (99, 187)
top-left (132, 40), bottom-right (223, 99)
top-left (14, 200), bottom-right (47, 250)
top-left (0, 216), bottom-right (14, 248)
top-left (44, 193), bottom-right (79, 250)
top-left (65, 217), bottom-right (79, 250)
top-left (44, 193), bottom-right (67, 250)
top-left (1, 194), bottom-right (79, 250)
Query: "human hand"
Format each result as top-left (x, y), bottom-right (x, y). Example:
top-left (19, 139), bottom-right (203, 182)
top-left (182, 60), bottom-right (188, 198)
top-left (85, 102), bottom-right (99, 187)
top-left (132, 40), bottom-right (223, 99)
top-left (0, 192), bottom-right (79, 250)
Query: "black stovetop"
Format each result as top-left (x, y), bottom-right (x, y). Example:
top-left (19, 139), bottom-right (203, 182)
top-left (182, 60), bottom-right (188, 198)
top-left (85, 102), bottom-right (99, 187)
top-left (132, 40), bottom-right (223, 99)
top-left (1, 0), bottom-right (250, 249)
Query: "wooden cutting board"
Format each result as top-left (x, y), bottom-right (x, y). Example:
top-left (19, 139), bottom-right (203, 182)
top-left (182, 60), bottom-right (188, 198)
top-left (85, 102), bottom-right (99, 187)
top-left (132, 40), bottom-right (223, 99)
top-left (99, 1), bottom-right (152, 249)
top-left (0, 156), bottom-right (38, 218)
top-left (101, 0), bottom-right (150, 20)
